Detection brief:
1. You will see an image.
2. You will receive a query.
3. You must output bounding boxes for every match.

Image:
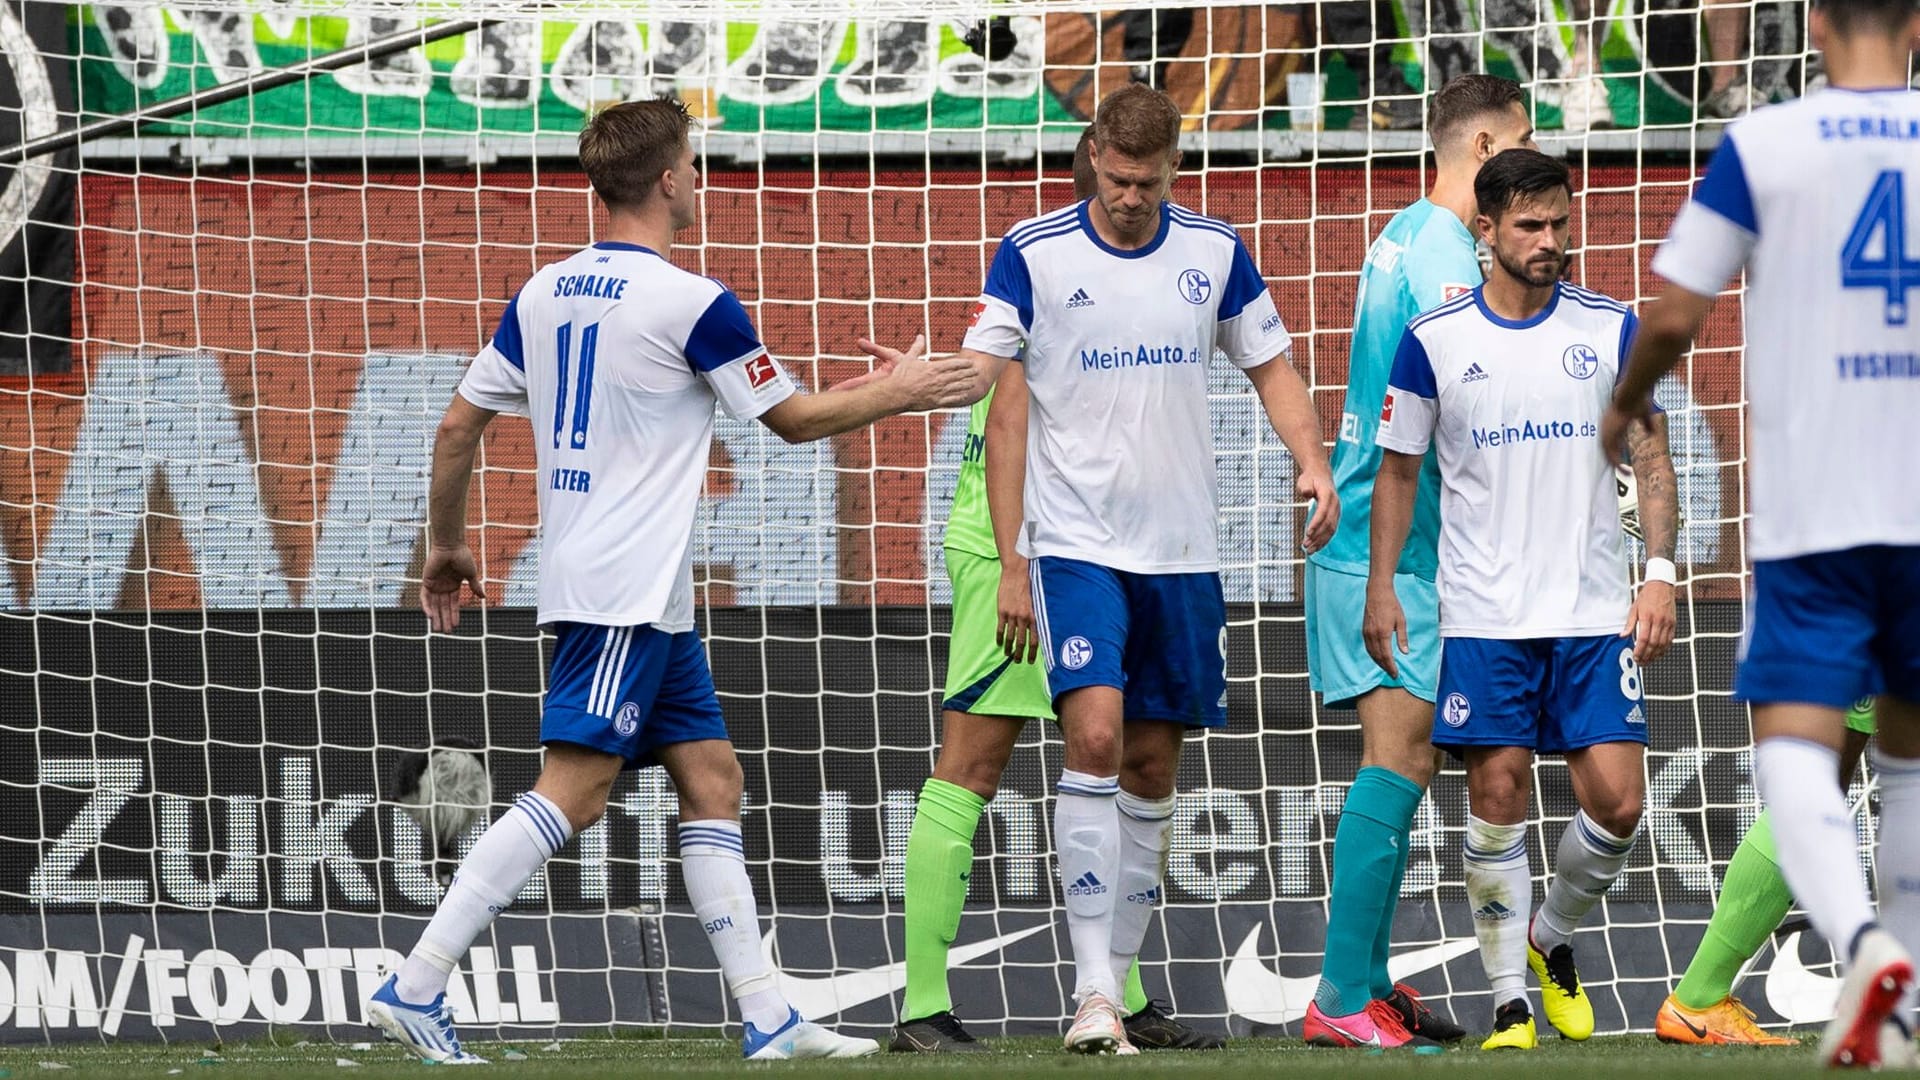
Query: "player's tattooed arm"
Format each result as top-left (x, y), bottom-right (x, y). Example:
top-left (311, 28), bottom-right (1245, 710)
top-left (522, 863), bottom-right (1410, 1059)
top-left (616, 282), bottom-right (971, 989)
top-left (1625, 411), bottom-right (1678, 564)
top-left (1621, 410), bottom-right (1678, 663)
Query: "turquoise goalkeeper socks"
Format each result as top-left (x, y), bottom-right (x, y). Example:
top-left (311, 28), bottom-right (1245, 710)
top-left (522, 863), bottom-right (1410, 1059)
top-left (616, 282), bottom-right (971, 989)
top-left (1371, 805), bottom-right (1416, 1001)
top-left (1314, 766), bottom-right (1425, 1016)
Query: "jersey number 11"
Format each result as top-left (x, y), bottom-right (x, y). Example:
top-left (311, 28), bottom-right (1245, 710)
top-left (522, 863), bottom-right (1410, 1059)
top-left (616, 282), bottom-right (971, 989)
top-left (553, 321), bottom-right (599, 449)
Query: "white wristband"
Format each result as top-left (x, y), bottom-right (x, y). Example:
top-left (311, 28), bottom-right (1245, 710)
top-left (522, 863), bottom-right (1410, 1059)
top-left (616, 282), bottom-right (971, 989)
top-left (1643, 557), bottom-right (1678, 585)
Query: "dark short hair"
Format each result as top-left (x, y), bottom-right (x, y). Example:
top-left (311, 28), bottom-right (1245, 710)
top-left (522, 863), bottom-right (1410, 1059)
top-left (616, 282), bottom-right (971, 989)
top-left (1429, 74), bottom-right (1525, 154)
top-left (1815, 0), bottom-right (1917, 36)
top-left (1072, 124), bottom-right (1097, 200)
top-left (1475, 148), bottom-right (1574, 219)
top-left (578, 97), bottom-right (693, 211)
top-left (1093, 82), bottom-right (1182, 161)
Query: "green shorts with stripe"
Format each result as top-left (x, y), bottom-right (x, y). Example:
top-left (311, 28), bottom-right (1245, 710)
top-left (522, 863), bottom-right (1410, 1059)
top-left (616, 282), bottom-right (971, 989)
top-left (1849, 696), bottom-right (1878, 735)
top-left (941, 548), bottom-right (1055, 720)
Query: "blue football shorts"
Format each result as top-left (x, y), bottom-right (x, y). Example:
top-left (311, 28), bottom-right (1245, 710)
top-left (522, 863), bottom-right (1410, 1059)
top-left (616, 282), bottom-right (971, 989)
top-left (541, 622), bottom-right (729, 768)
top-left (1029, 555), bottom-right (1228, 728)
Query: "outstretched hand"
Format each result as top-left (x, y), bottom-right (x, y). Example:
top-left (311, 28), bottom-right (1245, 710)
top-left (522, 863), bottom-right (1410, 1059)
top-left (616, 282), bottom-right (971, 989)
top-left (857, 335), bottom-right (977, 410)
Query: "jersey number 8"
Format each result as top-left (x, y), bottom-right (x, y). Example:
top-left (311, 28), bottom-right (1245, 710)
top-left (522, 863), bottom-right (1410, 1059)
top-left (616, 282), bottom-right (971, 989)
top-left (1618, 646), bottom-right (1643, 701)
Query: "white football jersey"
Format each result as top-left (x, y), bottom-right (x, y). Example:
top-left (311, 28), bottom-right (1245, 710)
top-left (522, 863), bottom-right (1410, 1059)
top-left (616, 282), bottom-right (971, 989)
top-left (459, 241), bottom-right (797, 629)
top-left (963, 200), bottom-right (1291, 573)
top-left (1653, 87), bottom-right (1920, 561)
top-left (1376, 284), bottom-right (1637, 638)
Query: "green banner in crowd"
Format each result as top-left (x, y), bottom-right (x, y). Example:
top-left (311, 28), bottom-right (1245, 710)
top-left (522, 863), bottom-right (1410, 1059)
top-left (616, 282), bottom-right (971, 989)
top-left (74, 4), bottom-right (1812, 143)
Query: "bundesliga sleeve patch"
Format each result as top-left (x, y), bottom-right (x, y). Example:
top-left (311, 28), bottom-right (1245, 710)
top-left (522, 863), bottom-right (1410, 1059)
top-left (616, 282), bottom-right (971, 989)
top-left (746, 352), bottom-right (779, 391)
top-left (1442, 283), bottom-right (1471, 301)
top-left (1380, 393), bottom-right (1395, 422)
top-left (967, 302), bottom-right (986, 327)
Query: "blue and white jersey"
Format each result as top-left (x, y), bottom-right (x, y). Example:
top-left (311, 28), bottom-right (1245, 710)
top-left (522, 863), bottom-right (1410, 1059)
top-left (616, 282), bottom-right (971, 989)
top-left (1376, 284), bottom-right (1638, 638)
top-left (961, 200), bottom-right (1291, 574)
top-left (1653, 88), bottom-right (1920, 561)
top-left (459, 240), bottom-right (797, 629)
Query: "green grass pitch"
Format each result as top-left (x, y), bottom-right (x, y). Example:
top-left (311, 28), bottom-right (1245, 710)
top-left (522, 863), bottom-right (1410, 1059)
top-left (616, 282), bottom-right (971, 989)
top-left (0, 1034), bottom-right (1834, 1079)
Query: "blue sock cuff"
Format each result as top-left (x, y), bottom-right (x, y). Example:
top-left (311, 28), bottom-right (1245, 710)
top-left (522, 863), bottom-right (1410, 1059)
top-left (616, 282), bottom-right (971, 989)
top-left (1464, 815), bottom-right (1528, 866)
top-left (512, 792), bottom-right (573, 857)
top-left (1572, 809), bottom-right (1637, 856)
top-left (679, 819), bottom-right (746, 860)
top-left (1056, 770), bottom-right (1119, 798)
top-left (1345, 766), bottom-right (1425, 828)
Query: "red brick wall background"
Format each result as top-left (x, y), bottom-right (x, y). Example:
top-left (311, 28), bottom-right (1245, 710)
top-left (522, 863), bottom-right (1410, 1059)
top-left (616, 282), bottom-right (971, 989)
top-left (0, 163), bottom-right (1740, 608)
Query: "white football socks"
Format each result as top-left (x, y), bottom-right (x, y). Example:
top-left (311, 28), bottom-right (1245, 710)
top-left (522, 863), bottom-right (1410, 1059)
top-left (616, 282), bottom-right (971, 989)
top-left (1874, 748), bottom-right (1920, 1016)
top-left (1755, 738), bottom-right (1876, 961)
top-left (1109, 790), bottom-right (1175, 999)
top-left (1464, 814), bottom-right (1531, 1009)
top-left (1533, 809), bottom-right (1637, 953)
top-left (679, 819), bottom-right (791, 1032)
top-left (1054, 770), bottom-right (1122, 1002)
top-left (395, 791), bottom-right (571, 1004)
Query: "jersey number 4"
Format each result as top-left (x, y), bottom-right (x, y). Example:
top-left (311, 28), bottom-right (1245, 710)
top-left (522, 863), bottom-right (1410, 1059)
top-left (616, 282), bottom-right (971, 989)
top-left (1841, 170), bottom-right (1920, 326)
top-left (553, 321), bottom-right (599, 449)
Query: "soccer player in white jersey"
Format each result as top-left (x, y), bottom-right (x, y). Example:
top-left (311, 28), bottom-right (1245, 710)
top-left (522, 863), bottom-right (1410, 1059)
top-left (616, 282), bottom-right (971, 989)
top-left (1368, 149), bottom-right (1678, 1051)
top-left (891, 129), bottom-right (1221, 1054)
top-left (865, 83), bottom-right (1338, 1054)
top-left (364, 98), bottom-right (976, 1064)
top-left (1605, 0), bottom-right (1920, 1064)
top-left (1304, 74), bottom-right (1532, 1051)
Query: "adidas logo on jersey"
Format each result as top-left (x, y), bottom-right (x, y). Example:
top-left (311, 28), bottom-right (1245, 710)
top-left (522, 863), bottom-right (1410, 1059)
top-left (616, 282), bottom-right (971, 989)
top-left (1461, 362), bottom-right (1489, 383)
top-left (1626, 704), bottom-right (1646, 725)
top-left (1065, 288), bottom-right (1095, 309)
top-left (1066, 871), bottom-right (1107, 896)
top-left (1473, 900), bottom-right (1517, 921)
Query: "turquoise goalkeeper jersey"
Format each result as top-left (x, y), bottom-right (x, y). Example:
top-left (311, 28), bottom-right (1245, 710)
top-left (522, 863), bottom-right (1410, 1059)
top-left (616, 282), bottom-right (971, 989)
top-left (1309, 199), bottom-right (1480, 580)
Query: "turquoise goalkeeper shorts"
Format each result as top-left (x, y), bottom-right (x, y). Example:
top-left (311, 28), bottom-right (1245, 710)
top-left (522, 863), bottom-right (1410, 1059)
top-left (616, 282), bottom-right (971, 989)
top-left (1305, 560), bottom-right (1440, 709)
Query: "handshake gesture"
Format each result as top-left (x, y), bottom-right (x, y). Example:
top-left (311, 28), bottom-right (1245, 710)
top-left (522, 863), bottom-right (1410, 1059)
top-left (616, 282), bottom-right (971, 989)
top-left (847, 334), bottom-right (981, 412)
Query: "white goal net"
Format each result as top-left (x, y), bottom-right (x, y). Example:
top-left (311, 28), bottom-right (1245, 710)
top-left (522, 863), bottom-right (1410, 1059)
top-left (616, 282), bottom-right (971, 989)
top-left (0, 0), bottom-right (1868, 1045)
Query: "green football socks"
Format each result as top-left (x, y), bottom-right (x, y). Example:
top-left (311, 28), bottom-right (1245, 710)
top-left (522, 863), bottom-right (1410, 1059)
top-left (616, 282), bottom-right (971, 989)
top-left (1674, 811), bottom-right (1795, 1010)
top-left (901, 776), bottom-right (1155, 1022)
top-left (902, 778), bottom-right (987, 1023)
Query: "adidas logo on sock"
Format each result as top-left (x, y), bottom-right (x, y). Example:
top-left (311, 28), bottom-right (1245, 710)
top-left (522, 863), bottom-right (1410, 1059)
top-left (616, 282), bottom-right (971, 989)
top-left (1065, 288), bottom-right (1095, 309)
top-left (1124, 885), bottom-right (1161, 905)
top-left (1066, 871), bottom-right (1107, 896)
top-left (1461, 362), bottom-right (1489, 383)
top-left (1474, 900), bottom-right (1517, 921)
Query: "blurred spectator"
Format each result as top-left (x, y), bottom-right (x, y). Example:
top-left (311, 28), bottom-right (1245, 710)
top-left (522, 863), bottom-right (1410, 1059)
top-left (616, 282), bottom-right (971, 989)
top-left (1321, 0), bottom-right (1613, 132)
top-left (1699, 0), bottom-right (1769, 118)
top-left (1479, 0), bottom-right (1614, 131)
top-left (1318, 0), bottom-right (1424, 129)
top-left (1042, 8), bottom-right (1301, 132)
top-left (1116, 9), bottom-right (1196, 87)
